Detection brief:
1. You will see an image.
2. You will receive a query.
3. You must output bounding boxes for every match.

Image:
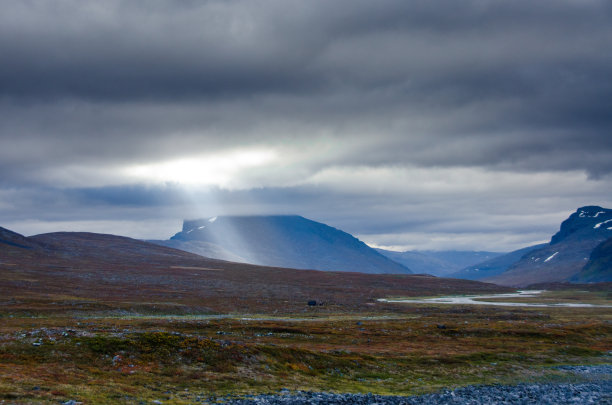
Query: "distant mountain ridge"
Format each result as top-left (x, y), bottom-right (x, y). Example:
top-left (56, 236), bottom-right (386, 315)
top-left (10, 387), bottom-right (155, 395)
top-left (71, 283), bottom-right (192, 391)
top-left (376, 249), bottom-right (503, 277)
top-left (484, 206), bottom-right (612, 286)
top-left (151, 215), bottom-right (412, 274)
top-left (449, 244), bottom-right (547, 281)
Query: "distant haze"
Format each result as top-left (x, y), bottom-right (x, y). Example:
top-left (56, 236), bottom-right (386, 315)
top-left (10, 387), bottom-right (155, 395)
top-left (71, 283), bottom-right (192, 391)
top-left (1, 1), bottom-right (611, 251)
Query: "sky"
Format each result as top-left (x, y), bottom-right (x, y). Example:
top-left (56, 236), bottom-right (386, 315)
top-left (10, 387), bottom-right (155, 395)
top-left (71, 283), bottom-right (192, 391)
top-left (1, 0), bottom-right (611, 252)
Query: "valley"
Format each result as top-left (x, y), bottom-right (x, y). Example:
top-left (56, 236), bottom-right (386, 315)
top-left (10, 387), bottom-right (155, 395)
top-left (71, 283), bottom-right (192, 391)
top-left (3, 0), bottom-right (612, 402)
top-left (1, 226), bottom-right (611, 404)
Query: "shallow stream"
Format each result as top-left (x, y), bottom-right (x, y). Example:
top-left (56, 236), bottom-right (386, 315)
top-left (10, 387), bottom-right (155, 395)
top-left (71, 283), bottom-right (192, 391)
top-left (378, 290), bottom-right (612, 308)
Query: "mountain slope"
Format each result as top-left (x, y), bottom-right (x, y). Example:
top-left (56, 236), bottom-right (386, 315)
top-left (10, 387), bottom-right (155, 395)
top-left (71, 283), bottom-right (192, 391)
top-left (31, 231), bottom-right (206, 263)
top-left (449, 244), bottom-right (547, 280)
top-left (571, 237), bottom-right (612, 283)
top-left (485, 206), bottom-right (612, 286)
top-left (152, 239), bottom-right (248, 263)
top-left (152, 215), bottom-right (412, 274)
top-left (376, 249), bottom-right (502, 276)
top-left (0, 226), bottom-right (41, 250)
top-left (0, 226), bottom-right (53, 264)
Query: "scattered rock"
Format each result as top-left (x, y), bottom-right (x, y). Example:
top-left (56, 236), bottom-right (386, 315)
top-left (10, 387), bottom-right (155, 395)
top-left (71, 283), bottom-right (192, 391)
top-left (221, 380), bottom-right (611, 404)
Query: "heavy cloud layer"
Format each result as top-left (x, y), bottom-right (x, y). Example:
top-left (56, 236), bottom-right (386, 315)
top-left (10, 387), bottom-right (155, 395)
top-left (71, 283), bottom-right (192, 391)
top-left (1, 0), bottom-right (611, 250)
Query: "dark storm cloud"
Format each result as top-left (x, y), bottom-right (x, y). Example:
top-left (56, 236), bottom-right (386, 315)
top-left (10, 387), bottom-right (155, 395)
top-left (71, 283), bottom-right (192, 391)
top-left (0, 0), bottom-right (324, 100)
top-left (1, 0), bottom-right (612, 249)
top-left (2, 1), bottom-right (611, 100)
top-left (1, 0), bottom-right (611, 178)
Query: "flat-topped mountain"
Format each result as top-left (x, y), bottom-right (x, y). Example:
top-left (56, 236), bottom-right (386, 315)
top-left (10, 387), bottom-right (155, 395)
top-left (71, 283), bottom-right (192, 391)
top-left (152, 215), bottom-right (412, 274)
top-left (484, 206), bottom-right (612, 286)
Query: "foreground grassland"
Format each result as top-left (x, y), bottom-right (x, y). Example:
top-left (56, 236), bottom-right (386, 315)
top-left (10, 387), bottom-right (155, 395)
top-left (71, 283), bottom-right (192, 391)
top-left (0, 296), bottom-right (610, 404)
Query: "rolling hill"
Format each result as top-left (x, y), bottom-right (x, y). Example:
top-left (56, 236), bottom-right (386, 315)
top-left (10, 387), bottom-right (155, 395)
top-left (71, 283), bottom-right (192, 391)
top-left (0, 226), bottom-right (508, 315)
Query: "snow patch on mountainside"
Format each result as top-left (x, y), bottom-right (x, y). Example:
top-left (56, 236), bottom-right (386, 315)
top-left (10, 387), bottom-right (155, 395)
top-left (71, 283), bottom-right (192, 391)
top-left (579, 210), bottom-right (608, 218)
top-left (594, 219), bottom-right (612, 229)
top-left (544, 252), bottom-right (559, 262)
top-left (186, 225), bottom-right (208, 234)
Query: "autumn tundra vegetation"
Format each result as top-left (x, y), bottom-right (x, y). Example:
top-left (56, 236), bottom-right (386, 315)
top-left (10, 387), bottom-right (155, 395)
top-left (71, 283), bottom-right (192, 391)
top-left (0, 228), bottom-right (610, 403)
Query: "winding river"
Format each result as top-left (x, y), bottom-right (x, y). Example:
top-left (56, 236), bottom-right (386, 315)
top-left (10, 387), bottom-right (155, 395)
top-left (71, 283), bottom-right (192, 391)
top-left (378, 290), bottom-right (612, 308)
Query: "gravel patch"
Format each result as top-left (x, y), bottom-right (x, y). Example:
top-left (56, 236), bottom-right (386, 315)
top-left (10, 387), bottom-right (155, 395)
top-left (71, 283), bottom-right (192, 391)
top-left (221, 365), bottom-right (611, 405)
top-left (555, 364), bottom-right (612, 377)
top-left (221, 382), bottom-right (611, 405)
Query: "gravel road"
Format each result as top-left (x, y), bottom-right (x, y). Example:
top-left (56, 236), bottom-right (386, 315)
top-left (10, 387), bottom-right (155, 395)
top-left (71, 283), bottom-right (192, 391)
top-left (220, 366), bottom-right (611, 405)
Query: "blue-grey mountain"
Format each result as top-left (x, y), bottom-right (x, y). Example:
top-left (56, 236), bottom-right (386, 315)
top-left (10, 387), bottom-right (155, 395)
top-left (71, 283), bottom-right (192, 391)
top-left (151, 215), bottom-right (411, 274)
top-left (571, 237), bottom-right (612, 283)
top-left (376, 249), bottom-right (502, 277)
top-left (484, 206), bottom-right (612, 286)
top-left (449, 244), bottom-right (547, 281)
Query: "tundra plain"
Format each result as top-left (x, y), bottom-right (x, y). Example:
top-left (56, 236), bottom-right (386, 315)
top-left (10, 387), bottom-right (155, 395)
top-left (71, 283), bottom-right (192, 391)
top-left (0, 232), bottom-right (610, 403)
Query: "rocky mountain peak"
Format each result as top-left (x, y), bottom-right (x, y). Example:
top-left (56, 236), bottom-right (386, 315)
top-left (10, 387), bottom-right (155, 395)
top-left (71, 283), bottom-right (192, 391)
top-left (550, 206), bottom-right (612, 245)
